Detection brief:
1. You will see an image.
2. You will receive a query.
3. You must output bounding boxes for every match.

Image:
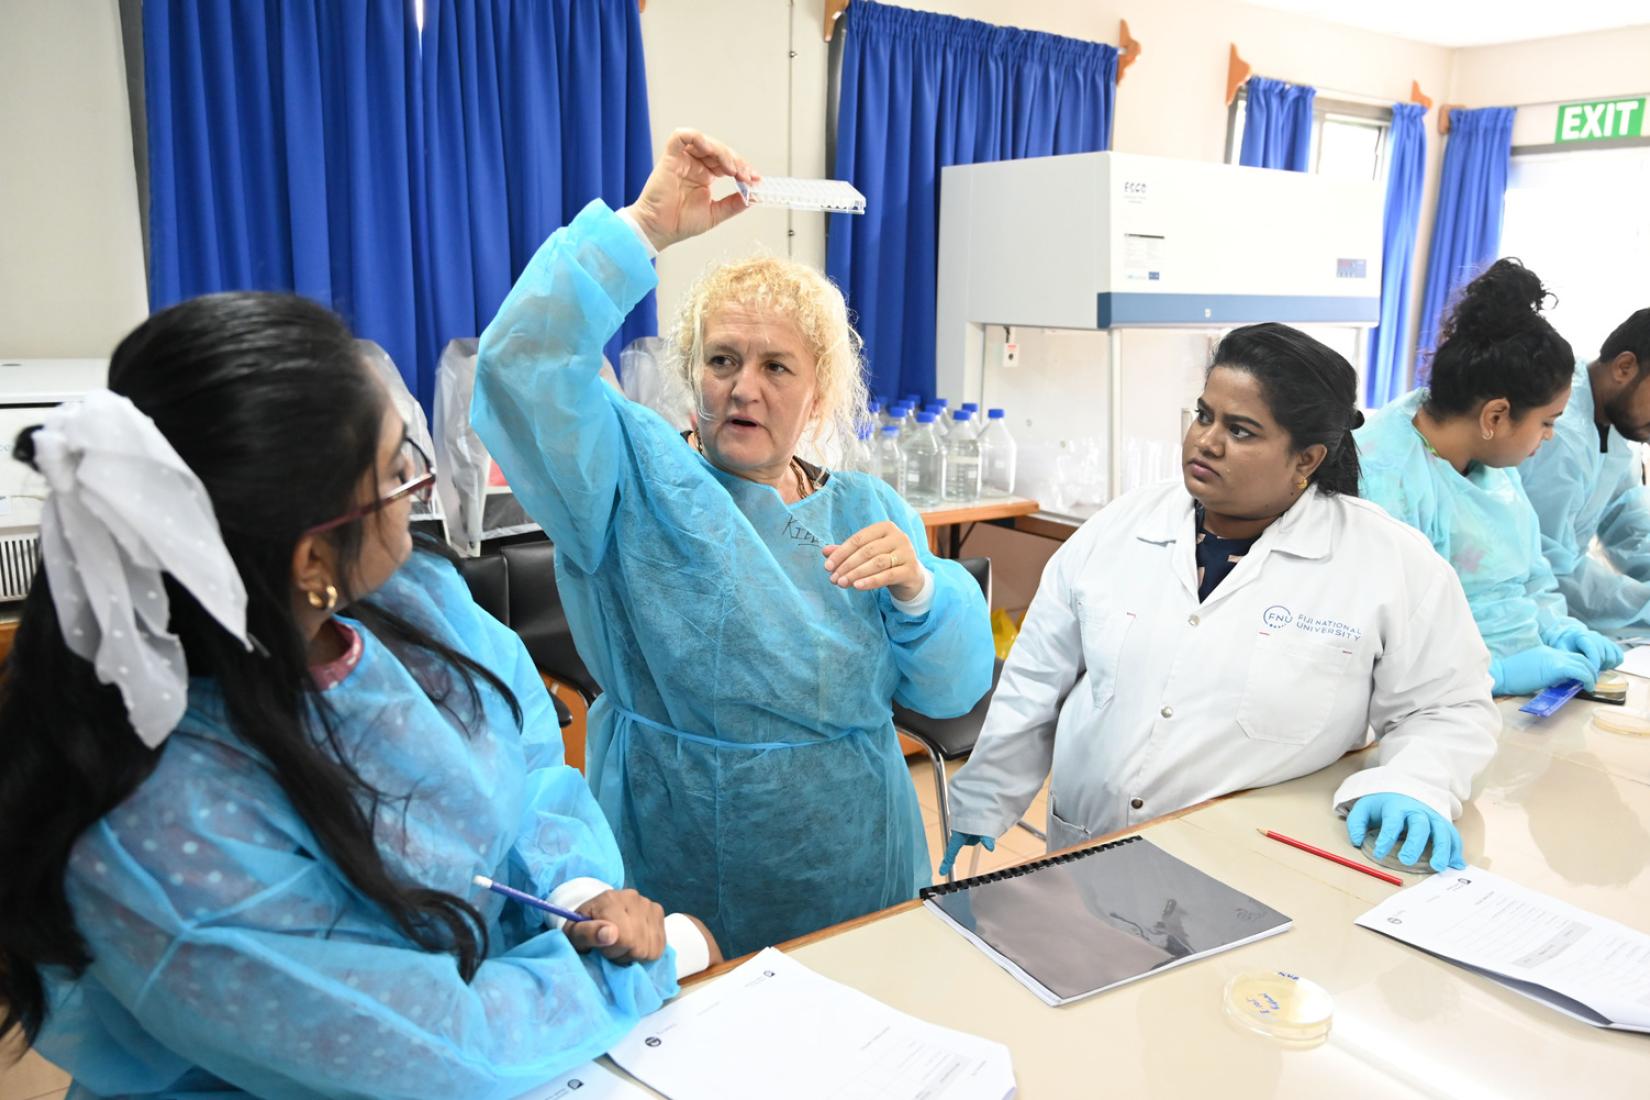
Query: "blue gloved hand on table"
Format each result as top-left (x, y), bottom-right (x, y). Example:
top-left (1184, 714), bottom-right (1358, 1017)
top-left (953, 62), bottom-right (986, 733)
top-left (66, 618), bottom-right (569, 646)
top-left (1346, 793), bottom-right (1464, 873)
top-left (1548, 627), bottom-right (1623, 674)
top-left (1489, 645), bottom-right (1598, 696)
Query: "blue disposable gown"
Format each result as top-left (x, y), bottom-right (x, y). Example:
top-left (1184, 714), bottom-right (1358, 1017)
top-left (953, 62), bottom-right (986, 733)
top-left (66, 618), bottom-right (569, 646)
top-left (1521, 360), bottom-right (1650, 637)
top-left (471, 200), bottom-right (994, 958)
top-left (36, 552), bottom-right (675, 1099)
top-left (1356, 389), bottom-right (1587, 655)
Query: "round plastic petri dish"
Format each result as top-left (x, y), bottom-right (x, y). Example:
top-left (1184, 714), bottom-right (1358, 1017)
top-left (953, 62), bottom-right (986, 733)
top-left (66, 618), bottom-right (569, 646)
top-left (1590, 706), bottom-right (1650, 737)
top-left (1582, 670), bottom-right (1628, 704)
top-left (1223, 970), bottom-right (1333, 1045)
top-left (1361, 833), bottom-right (1435, 875)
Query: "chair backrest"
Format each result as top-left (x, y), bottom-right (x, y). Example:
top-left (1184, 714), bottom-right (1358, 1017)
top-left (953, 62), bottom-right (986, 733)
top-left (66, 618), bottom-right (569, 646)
top-left (958, 556), bottom-right (991, 607)
top-left (494, 541), bottom-right (600, 700)
top-left (454, 553), bottom-right (508, 624)
top-left (452, 548), bottom-right (576, 732)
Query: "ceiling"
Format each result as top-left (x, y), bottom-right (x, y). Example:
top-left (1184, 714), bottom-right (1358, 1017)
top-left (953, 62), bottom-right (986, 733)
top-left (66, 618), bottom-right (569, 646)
top-left (1242, 0), bottom-right (1650, 48)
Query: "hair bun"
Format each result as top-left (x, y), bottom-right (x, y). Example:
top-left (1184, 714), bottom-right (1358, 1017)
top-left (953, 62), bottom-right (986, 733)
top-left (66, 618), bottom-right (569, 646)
top-left (1350, 408), bottom-right (1365, 430)
top-left (1447, 258), bottom-right (1552, 342)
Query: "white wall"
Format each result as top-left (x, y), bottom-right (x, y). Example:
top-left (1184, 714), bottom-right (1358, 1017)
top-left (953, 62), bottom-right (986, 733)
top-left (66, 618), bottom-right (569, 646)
top-left (1448, 25), bottom-right (1650, 108)
top-left (0, 0), bottom-right (147, 358)
top-left (640, 0), bottom-right (831, 338)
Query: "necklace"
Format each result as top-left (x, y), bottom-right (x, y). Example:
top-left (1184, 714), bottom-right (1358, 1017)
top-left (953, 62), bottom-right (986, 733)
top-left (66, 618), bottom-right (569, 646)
top-left (690, 430), bottom-right (812, 502)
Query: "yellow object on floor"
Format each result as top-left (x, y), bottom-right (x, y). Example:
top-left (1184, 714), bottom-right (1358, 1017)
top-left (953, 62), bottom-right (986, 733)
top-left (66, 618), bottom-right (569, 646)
top-left (991, 608), bottom-right (1021, 659)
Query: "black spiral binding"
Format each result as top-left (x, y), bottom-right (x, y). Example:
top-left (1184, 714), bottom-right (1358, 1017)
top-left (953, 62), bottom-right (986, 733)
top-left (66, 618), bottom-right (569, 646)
top-left (919, 834), bottom-right (1144, 899)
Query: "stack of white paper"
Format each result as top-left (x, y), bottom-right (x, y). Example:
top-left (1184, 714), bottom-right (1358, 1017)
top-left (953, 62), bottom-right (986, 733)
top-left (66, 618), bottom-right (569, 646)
top-left (607, 949), bottom-right (1016, 1100)
top-left (1356, 867), bottom-right (1650, 1032)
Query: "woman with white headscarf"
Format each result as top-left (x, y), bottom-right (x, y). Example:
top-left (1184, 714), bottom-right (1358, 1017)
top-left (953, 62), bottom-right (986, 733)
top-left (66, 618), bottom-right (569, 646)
top-left (0, 292), bottom-right (717, 1098)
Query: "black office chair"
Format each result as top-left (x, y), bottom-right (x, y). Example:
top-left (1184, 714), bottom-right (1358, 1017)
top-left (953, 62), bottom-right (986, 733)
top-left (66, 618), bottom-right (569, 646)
top-left (454, 547), bottom-right (576, 730)
top-left (494, 541), bottom-right (601, 703)
top-left (893, 557), bottom-right (1043, 877)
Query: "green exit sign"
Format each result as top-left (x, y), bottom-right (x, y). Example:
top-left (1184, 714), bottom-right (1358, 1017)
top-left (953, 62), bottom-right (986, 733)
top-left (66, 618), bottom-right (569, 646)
top-left (1555, 98), bottom-right (1648, 143)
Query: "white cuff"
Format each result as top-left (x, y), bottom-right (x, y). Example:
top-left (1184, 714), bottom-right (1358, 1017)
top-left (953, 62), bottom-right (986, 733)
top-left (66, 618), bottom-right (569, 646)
top-left (616, 207), bottom-right (660, 259)
top-left (889, 566), bottom-right (936, 617)
top-left (665, 912), bottom-right (711, 979)
top-left (544, 877), bottom-right (612, 931)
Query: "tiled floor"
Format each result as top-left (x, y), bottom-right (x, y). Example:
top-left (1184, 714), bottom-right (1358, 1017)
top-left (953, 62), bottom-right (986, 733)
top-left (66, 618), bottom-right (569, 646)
top-left (0, 759), bottom-right (1049, 1098)
top-left (909, 756), bottom-right (1052, 877)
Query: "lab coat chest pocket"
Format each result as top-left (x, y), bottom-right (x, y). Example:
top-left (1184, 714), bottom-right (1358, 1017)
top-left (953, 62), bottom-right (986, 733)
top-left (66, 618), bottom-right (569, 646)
top-left (1237, 632), bottom-right (1351, 745)
top-left (1076, 605), bottom-right (1135, 711)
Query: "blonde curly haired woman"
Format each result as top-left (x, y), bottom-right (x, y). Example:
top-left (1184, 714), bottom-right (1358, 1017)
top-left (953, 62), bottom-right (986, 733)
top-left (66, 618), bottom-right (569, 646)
top-left (473, 130), bottom-right (994, 957)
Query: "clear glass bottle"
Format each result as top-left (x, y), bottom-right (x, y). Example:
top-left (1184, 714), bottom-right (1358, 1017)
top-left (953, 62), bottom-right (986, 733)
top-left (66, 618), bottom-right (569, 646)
top-left (926, 405), bottom-right (950, 438)
top-left (872, 424), bottom-right (905, 494)
top-left (902, 412), bottom-right (945, 507)
top-left (978, 408), bottom-right (1018, 498)
top-left (845, 423), bottom-right (873, 473)
top-left (943, 410), bottom-right (982, 502)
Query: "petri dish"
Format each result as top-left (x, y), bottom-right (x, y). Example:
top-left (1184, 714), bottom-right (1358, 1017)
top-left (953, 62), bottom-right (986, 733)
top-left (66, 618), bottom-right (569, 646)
top-left (1590, 706), bottom-right (1650, 737)
top-left (1224, 970), bottom-right (1333, 1045)
top-left (1361, 833), bottom-right (1435, 875)
top-left (1581, 670), bottom-right (1628, 704)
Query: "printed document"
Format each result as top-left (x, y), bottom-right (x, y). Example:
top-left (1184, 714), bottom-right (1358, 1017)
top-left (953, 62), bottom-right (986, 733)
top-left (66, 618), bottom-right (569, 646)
top-left (607, 948), bottom-right (1016, 1099)
top-left (516, 1060), bottom-right (650, 1099)
top-left (1356, 867), bottom-right (1650, 1032)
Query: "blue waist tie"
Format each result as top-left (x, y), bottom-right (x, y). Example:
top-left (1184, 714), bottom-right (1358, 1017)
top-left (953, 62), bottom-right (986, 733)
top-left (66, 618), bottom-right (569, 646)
top-left (610, 703), bottom-right (863, 751)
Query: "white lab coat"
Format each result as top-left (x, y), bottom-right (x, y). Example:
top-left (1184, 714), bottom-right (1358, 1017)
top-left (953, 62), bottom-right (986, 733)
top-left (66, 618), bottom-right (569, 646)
top-left (947, 481), bottom-right (1501, 852)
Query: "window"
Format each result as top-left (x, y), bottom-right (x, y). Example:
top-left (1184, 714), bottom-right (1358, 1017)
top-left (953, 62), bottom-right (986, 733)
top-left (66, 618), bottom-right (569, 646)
top-left (1500, 146), bottom-right (1650, 358)
top-left (1225, 91), bottom-right (1392, 183)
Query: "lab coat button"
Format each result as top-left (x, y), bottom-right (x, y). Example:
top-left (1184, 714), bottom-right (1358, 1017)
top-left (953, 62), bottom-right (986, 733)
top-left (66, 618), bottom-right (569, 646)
top-left (1188, 614), bottom-right (1200, 626)
top-left (1130, 797), bottom-right (1145, 810)
top-left (1160, 706), bottom-right (1173, 718)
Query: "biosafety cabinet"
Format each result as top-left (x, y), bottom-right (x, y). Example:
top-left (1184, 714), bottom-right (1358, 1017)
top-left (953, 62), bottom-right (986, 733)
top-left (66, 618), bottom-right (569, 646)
top-left (936, 151), bottom-right (1384, 498)
top-left (0, 358), bottom-right (109, 601)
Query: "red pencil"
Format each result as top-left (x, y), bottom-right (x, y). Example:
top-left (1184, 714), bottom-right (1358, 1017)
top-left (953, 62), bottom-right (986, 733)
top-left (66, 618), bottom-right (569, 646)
top-left (1257, 828), bottom-right (1405, 886)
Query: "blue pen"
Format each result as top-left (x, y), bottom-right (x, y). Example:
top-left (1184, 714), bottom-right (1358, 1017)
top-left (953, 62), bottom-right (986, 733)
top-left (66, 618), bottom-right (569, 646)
top-left (472, 874), bottom-right (591, 923)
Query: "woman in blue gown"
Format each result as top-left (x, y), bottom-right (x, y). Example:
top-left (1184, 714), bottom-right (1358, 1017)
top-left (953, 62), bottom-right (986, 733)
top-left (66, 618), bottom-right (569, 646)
top-left (0, 293), bottom-right (716, 1098)
top-left (472, 130), bottom-right (995, 956)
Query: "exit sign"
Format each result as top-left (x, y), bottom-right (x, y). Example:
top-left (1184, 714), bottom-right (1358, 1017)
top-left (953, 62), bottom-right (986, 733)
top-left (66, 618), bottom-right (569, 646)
top-left (1555, 98), bottom-right (1648, 143)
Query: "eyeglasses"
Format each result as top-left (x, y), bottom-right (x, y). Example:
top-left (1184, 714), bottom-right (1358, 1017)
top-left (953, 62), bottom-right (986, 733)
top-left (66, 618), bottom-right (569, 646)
top-left (304, 437), bottom-right (437, 536)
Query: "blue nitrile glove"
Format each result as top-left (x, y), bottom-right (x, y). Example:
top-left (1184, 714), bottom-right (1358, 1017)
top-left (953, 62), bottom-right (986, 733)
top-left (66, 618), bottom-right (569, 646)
top-left (1549, 627), bottom-right (1623, 674)
top-left (937, 831), bottom-right (995, 877)
top-left (1346, 793), bottom-right (1464, 873)
top-left (1489, 645), bottom-right (1598, 696)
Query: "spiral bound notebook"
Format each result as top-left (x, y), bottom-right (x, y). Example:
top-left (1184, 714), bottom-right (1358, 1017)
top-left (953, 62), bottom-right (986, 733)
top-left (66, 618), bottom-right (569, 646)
top-left (921, 835), bottom-right (1292, 1006)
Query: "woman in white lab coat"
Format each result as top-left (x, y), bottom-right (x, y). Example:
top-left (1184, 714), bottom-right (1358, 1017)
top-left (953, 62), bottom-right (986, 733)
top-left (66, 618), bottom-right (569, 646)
top-left (943, 324), bottom-right (1501, 875)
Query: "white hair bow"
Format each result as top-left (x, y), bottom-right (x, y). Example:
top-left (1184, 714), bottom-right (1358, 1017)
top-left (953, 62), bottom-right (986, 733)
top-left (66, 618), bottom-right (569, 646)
top-left (31, 390), bottom-right (249, 747)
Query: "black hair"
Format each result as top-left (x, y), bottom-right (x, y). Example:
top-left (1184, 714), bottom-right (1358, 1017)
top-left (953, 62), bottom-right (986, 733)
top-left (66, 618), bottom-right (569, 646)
top-left (1600, 307), bottom-right (1650, 372)
top-left (1209, 323), bottom-right (1364, 496)
top-left (0, 292), bottom-right (520, 1045)
top-left (1423, 259), bottom-right (1574, 419)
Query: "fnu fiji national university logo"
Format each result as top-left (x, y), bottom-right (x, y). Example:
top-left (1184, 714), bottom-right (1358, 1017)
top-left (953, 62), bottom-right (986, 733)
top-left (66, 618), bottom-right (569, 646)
top-left (1261, 603), bottom-right (1364, 641)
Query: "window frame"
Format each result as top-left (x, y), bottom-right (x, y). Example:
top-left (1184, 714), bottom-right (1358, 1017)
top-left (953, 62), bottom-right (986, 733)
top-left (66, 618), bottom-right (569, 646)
top-left (1225, 88), bottom-right (1394, 183)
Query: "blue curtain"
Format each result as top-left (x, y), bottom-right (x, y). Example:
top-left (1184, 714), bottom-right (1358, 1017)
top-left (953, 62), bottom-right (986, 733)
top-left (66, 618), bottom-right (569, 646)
top-left (145, 0), bottom-right (652, 412)
top-left (1416, 106), bottom-right (1515, 368)
top-left (1364, 102), bottom-right (1427, 406)
top-left (146, 1), bottom-right (422, 384)
top-left (1238, 77), bottom-right (1316, 171)
top-left (827, 1), bottom-right (1117, 401)
top-left (415, 0), bottom-right (655, 408)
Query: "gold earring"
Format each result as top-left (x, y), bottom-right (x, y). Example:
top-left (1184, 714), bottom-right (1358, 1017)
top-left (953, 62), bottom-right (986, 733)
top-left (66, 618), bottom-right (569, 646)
top-left (306, 584), bottom-right (339, 612)
top-left (1482, 429), bottom-right (1494, 441)
top-left (1297, 476), bottom-right (1309, 490)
